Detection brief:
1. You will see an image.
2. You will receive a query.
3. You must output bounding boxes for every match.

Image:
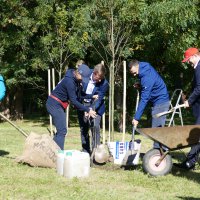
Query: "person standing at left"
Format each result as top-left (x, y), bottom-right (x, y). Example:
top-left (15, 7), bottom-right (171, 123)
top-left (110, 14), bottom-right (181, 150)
top-left (46, 64), bottom-right (97, 150)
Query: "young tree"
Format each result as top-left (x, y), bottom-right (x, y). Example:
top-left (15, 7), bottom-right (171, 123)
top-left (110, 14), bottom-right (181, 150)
top-left (86, 0), bottom-right (146, 136)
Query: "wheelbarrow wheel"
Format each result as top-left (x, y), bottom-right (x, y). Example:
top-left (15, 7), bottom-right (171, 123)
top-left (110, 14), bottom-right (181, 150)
top-left (142, 149), bottom-right (172, 176)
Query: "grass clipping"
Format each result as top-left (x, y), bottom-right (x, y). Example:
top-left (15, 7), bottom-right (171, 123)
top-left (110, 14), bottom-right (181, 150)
top-left (15, 132), bottom-right (60, 168)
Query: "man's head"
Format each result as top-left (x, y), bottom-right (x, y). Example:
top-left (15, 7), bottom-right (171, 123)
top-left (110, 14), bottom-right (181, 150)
top-left (129, 60), bottom-right (139, 76)
top-left (92, 63), bottom-right (106, 82)
top-left (75, 64), bottom-right (91, 82)
top-left (182, 47), bottom-right (200, 67)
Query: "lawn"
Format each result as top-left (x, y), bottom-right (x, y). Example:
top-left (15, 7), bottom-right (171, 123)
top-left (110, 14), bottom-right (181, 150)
top-left (0, 118), bottom-right (200, 200)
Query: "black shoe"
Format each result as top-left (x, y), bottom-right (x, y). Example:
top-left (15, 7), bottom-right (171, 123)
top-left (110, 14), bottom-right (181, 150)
top-left (173, 161), bottom-right (195, 170)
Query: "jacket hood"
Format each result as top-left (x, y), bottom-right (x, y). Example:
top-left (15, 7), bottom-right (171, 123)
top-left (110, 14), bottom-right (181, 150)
top-left (65, 69), bottom-right (75, 78)
top-left (138, 62), bottom-right (151, 78)
top-left (0, 75), bottom-right (4, 81)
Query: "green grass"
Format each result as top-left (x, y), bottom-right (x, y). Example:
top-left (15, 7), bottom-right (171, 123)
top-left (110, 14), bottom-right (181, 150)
top-left (0, 119), bottom-right (200, 200)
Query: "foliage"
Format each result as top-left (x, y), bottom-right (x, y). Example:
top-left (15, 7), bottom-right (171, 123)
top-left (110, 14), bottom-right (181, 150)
top-left (86, 0), bottom-right (146, 67)
top-left (139, 0), bottom-right (200, 93)
top-left (0, 0), bottom-right (199, 121)
top-left (140, 0), bottom-right (199, 63)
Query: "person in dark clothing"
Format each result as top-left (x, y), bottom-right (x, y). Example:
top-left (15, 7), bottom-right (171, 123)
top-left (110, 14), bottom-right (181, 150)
top-left (46, 64), bottom-right (96, 150)
top-left (174, 47), bottom-right (200, 170)
top-left (129, 60), bottom-right (170, 149)
top-left (78, 63), bottom-right (109, 154)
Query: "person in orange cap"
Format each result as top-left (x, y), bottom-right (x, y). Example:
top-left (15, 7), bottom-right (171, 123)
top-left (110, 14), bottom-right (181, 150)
top-left (174, 47), bottom-right (200, 170)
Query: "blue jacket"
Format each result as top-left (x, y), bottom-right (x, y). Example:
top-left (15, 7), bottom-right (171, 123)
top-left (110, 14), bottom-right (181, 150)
top-left (0, 75), bottom-right (6, 101)
top-left (188, 60), bottom-right (200, 119)
top-left (50, 69), bottom-right (90, 112)
top-left (82, 72), bottom-right (109, 116)
top-left (134, 62), bottom-right (169, 120)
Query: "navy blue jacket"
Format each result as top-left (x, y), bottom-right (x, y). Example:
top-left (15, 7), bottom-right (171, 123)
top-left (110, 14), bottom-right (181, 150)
top-left (134, 62), bottom-right (169, 120)
top-left (188, 60), bottom-right (200, 119)
top-left (51, 69), bottom-right (90, 112)
top-left (82, 72), bottom-right (109, 116)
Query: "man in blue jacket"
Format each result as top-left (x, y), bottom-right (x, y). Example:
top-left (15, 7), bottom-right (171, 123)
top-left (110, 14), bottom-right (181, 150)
top-left (78, 63), bottom-right (109, 155)
top-left (46, 64), bottom-right (96, 150)
top-left (174, 47), bottom-right (200, 170)
top-left (129, 60), bottom-right (170, 149)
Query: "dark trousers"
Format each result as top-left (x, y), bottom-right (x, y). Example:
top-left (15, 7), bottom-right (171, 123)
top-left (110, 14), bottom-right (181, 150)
top-left (46, 97), bottom-right (67, 150)
top-left (78, 110), bottom-right (101, 154)
top-left (187, 119), bottom-right (200, 165)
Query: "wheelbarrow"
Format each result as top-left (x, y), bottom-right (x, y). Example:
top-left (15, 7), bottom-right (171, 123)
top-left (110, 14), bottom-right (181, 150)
top-left (137, 125), bottom-right (200, 176)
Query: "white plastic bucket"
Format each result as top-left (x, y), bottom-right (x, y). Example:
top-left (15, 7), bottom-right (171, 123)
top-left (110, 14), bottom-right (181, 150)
top-left (56, 150), bottom-right (78, 176)
top-left (107, 140), bottom-right (141, 165)
top-left (63, 151), bottom-right (90, 179)
top-left (56, 150), bottom-right (65, 176)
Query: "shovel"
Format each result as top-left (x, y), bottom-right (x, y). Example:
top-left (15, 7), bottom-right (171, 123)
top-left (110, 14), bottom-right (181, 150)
top-left (87, 100), bottom-right (109, 164)
top-left (122, 125), bottom-right (137, 166)
top-left (153, 104), bottom-right (186, 118)
top-left (90, 116), bottom-right (109, 164)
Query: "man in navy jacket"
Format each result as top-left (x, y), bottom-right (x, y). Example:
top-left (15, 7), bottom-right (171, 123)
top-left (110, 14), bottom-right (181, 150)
top-left (78, 63), bottom-right (109, 154)
top-left (129, 60), bottom-right (170, 149)
top-left (46, 64), bottom-right (96, 150)
top-left (174, 47), bottom-right (200, 170)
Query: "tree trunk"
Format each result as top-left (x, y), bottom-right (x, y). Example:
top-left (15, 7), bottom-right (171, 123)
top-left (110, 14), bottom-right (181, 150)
top-left (10, 87), bottom-right (24, 120)
top-left (111, 61), bottom-right (115, 140)
top-left (110, 6), bottom-right (115, 140)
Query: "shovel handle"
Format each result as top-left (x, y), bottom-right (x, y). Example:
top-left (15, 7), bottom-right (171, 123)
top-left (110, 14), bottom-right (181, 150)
top-left (131, 125), bottom-right (137, 151)
top-left (0, 113), bottom-right (28, 137)
top-left (153, 104), bottom-right (186, 118)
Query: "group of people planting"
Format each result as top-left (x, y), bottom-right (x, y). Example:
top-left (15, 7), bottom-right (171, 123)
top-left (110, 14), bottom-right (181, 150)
top-left (46, 47), bottom-right (200, 170)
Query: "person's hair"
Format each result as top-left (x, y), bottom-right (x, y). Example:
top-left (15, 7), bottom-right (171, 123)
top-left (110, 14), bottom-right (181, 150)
top-left (74, 69), bottom-right (82, 81)
top-left (93, 63), bottom-right (106, 79)
top-left (128, 60), bottom-right (139, 69)
top-left (76, 60), bottom-right (85, 68)
top-left (196, 51), bottom-right (200, 56)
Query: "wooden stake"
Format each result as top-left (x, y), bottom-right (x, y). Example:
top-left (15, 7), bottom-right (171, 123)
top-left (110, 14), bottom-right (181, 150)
top-left (122, 61), bottom-right (126, 142)
top-left (48, 69), bottom-right (53, 137)
top-left (101, 61), bottom-right (106, 144)
top-left (52, 68), bottom-right (55, 89)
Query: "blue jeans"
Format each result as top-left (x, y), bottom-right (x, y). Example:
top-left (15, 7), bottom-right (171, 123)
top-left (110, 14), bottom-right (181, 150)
top-left (151, 101), bottom-right (170, 149)
top-left (46, 97), bottom-right (67, 150)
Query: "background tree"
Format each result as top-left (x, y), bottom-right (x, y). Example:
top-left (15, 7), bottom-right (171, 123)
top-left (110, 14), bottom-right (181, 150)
top-left (0, 0), bottom-right (199, 129)
top-left (86, 0), bottom-right (146, 137)
top-left (139, 0), bottom-right (200, 92)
